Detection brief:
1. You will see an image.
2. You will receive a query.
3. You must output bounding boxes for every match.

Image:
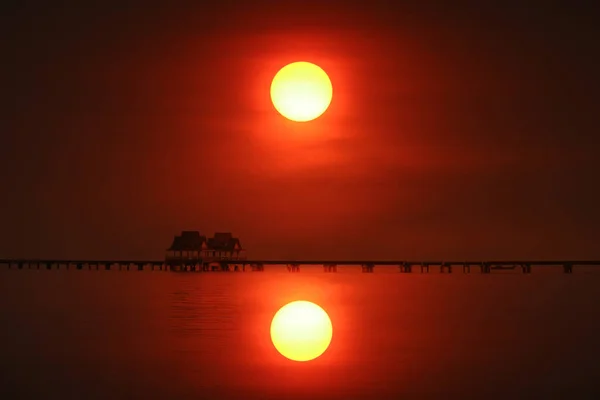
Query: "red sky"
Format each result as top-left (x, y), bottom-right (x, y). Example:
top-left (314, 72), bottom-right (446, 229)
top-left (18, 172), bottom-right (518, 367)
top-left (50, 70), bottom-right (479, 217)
top-left (2, 2), bottom-right (599, 260)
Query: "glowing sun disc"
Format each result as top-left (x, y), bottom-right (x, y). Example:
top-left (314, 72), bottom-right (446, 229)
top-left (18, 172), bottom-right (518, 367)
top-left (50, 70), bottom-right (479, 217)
top-left (270, 61), bottom-right (333, 122)
top-left (270, 300), bottom-right (333, 362)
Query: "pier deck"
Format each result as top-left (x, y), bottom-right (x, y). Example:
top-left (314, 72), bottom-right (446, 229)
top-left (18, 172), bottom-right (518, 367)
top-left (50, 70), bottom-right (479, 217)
top-left (1, 259), bottom-right (600, 273)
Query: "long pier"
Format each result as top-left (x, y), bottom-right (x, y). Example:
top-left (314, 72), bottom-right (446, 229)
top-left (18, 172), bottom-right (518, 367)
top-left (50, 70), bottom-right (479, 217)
top-left (1, 259), bottom-right (600, 274)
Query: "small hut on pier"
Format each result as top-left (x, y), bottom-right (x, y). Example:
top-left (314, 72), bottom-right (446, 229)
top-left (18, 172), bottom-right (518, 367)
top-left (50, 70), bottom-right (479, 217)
top-left (165, 231), bottom-right (246, 270)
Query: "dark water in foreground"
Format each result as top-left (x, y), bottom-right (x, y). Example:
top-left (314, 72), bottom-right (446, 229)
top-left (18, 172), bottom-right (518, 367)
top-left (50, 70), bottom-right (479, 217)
top-left (1, 267), bottom-right (600, 399)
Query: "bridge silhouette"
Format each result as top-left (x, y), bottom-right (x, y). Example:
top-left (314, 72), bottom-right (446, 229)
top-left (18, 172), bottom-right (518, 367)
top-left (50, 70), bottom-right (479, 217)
top-left (2, 259), bottom-right (600, 273)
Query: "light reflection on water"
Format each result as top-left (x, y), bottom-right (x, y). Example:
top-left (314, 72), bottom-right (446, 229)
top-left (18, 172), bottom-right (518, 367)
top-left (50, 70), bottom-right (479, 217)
top-left (1, 267), bottom-right (600, 399)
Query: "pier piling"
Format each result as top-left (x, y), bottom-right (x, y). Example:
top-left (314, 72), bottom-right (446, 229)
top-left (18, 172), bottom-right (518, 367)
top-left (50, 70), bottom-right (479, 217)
top-left (323, 263), bottom-right (337, 272)
top-left (521, 264), bottom-right (532, 274)
top-left (250, 263), bottom-right (264, 272)
top-left (287, 263), bottom-right (300, 272)
top-left (440, 263), bottom-right (452, 273)
top-left (400, 263), bottom-right (413, 273)
top-left (361, 263), bottom-right (374, 273)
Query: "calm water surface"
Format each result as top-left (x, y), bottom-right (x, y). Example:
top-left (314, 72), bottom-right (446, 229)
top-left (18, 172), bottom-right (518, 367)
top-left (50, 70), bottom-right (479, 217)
top-left (1, 267), bottom-right (600, 399)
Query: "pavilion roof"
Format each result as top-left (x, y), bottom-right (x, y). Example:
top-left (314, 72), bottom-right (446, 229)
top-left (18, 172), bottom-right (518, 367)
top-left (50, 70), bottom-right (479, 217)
top-left (167, 231), bottom-right (242, 251)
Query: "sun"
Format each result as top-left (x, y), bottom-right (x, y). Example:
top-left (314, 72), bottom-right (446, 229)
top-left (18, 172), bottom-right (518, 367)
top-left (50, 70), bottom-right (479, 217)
top-left (270, 300), bottom-right (333, 362)
top-left (270, 61), bottom-right (333, 122)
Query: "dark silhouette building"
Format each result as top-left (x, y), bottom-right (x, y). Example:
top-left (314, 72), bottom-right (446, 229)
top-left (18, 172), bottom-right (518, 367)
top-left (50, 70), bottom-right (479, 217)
top-left (165, 231), bottom-right (246, 267)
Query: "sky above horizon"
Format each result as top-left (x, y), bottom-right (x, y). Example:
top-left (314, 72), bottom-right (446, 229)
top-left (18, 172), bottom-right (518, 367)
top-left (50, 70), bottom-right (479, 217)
top-left (2, 2), bottom-right (599, 260)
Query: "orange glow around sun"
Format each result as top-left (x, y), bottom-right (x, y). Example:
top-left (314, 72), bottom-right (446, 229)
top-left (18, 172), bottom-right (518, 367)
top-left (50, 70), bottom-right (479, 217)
top-left (270, 300), bottom-right (333, 362)
top-left (270, 62), bottom-right (333, 122)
